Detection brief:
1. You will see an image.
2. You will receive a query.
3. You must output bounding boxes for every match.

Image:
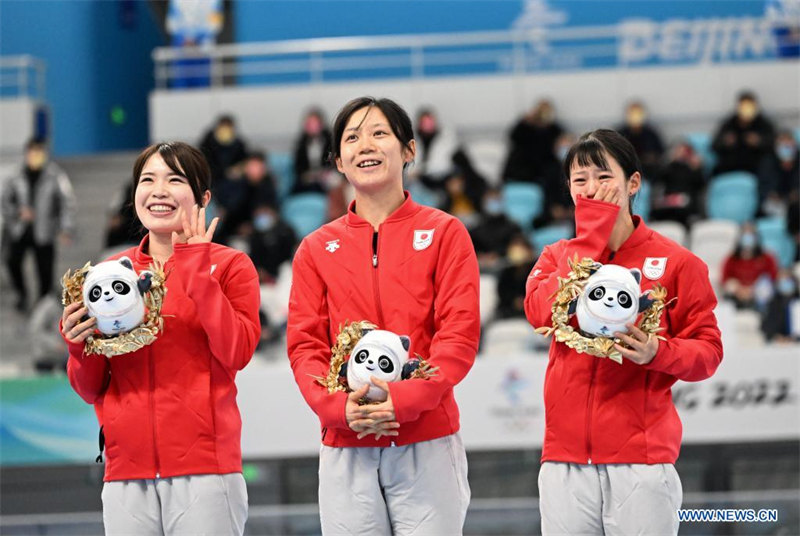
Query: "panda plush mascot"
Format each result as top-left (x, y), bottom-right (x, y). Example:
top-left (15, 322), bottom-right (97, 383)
top-left (82, 257), bottom-right (153, 336)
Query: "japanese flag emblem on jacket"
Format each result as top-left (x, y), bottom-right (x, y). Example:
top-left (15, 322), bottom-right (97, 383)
top-left (413, 229), bottom-right (435, 251)
top-left (643, 257), bottom-right (667, 280)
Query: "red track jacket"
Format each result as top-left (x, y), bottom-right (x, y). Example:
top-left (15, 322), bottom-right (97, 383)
top-left (66, 237), bottom-right (261, 481)
top-left (287, 194), bottom-right (480, 448)
top-left (525, 196), bottom-right (723, 465)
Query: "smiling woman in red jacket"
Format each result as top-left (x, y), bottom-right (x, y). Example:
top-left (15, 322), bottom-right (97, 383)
top-left (287, 97), bottom-right (480, 535)
top-left (525, 129), bottom-right (723, 536)
top-left (60, 142), bottom-right (260, 535)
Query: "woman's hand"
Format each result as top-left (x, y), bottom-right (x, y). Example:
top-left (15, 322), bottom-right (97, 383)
top-left (593, 182), bottom-right (624, 209)
top-left (345, 380), bottom-right (400, 440)
top-left (614, 324), bottom-right (659, 365)
top-left (61, 302), bottom-right (97, 344)
top-left (172, 205), bottom-right (219, 247)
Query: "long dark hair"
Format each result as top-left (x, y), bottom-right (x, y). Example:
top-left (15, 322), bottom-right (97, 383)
top-left (330, 96), bottom-right (415, 169)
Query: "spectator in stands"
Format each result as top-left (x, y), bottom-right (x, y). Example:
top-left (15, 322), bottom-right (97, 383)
top-left (496, 234), bottom-right (536, 319)
top-left (248, 203), bottom-right (296, 283)
top-left (650, 140), bottom-right (707, 227)
top-left (535, 132), bottom-right (576, 228)
top-left (758, 130), bottom-right (800, 216)
top-left (409, 107), bottom-right (460, 188)
top-left (221, 150), bottom-right (278, 241)
top-left (1, 138), bottom-right (76, 312)
top-left (617, 101), bottom-right (665, 178)
top-left (199, 114), bottom-right (248, 216)
top-left (104, 181), bottom-right (147, 250)
top-left (502, 98), bottom-right (564, 184)
top-left (711, 91), bottom-right (776, 177)
top-left (722, 221), bottom-right (779, 309)
top-left (470, 188), bottom-right (522, 272)
top-left (788, 195), bottom-right (800, 262)
top-left (292, 108), bottom-right (333, 194)
top-left (249, 203), bottom-right (297, 346)
top-left (440, 171), bottom-right (483, 228)
top-left (761, 268), bottom-right (800, 343)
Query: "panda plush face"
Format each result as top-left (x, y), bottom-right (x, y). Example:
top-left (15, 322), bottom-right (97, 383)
top-left (83, 257), bottom-right (152, 336)
top-left (574, 264), bottom-right (647, 338)
top-left (346, 330), bottom-right (411, 402)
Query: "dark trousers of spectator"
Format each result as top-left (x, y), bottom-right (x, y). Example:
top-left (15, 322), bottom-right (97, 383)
top-left (6, 226), bottom-right (54, 309)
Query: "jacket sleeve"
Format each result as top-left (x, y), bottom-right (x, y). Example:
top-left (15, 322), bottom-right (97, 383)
top-left (525, 196), bottom-right (620, 329)
top-left (175, 242), bottom-right (261, 371)
top-left (286, 239), bottom-right (349, 430)
top-left (63, 323), bottom-right (110, 404)
top-left (55, 169), bottom-right (77, 234)
top-left (644, 254), bottom-right (723, 381)
top-left (389, 219), bottom-right (480, 424)
top-left (1, 176), bottom-right (19, 224)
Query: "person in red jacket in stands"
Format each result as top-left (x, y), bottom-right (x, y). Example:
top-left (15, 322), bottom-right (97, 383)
top-left (287, 97), bottom-right (480, 535)
top-left (722, 221), bottom-right (779, 309)
top-left (60, 142), bottom-right (260, 535)
top-left (525, 129), bottom-right (723, 535)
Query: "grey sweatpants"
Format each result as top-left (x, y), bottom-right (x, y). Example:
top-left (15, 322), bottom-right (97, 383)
top-left (538, 462), bottom-right (682, 536)
top-left (318, 433), bottom-right (471, 536)
top-left (101, 473), bottom-right (248, 535)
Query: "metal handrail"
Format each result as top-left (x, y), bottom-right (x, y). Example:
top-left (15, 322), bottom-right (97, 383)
top-left (0, 55), bottom-right (46, 99)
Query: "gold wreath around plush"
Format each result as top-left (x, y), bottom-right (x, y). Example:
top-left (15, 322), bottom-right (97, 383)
top-left (61, 261), bottom-right (168, 357)
top-left (534, 255), bottom-right (674, 364)
top-left (314, 320), bottom-right (438, 402)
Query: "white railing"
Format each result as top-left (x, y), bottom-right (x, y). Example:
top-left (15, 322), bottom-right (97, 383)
top-left (0, 55), bottom-right (46, 99)
top-left (151, 26), bottom-right (623, 89)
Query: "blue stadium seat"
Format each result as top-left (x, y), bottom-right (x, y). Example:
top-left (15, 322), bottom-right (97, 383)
top-left (502, 182), bottom-right (544, 231)
top-left (706, 172), bottom-right (758, 224)
top-left (756, 217), bottom-right (796, 268)
top-left (269, 152), bottom-right (295, 201)
top-left (633, 179), bottom-right (651, 221)
top-left (528, 224), bottom-right (573, 254)
top-left (281, 192), bottom-right (327, 238)
top-left (686, 132), bottom-right (716, 175)
top-left (408, 182), bottom-right (441, 208)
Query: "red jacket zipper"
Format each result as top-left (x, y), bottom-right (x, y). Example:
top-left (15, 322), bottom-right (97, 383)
top-left (371, 230), bottom-right (386, 327)
top-left (149, 348), bottom-right (161, 478)
top-left (585, 342), bottom-right (600, 464)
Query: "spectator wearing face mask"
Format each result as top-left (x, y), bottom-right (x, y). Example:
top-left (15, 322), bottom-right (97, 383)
top-left (722, 222), bottom-right (779, 309)
top-left (502, 99), bottom-right (564, 184)
top-left (248, 204), bottom-right (297, 282)
top-left (1, 138), bottom-right (77, 312)
top-left (758, 130), bottom-right (800, 216)
top-left (292, 108), bottom-right (334, 194)
top-left (469, 189), bottom-right (522, 272)
top-left (761, 269), bottom-right (800, 343)
top-left (616, 101), bottom-right (665, 179)
top-left (199, 115), bottom-right (249, 218)
top-left (221, 151), bottom-right (278, 242)
top-left (711, 91), bottom-right (776, 177)
top-left (496, 234), bottom-right (537, 319)
top-left (650, 140), bottom-right (707, 228)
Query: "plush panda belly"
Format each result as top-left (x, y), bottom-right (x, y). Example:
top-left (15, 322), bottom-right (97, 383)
top-left (345, 330), bottom-right (411, 402)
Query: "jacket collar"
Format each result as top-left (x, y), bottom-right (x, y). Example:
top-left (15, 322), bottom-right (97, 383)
top-left (618, 215), bottom-right (652, 251)
top-left (344, 191), bottom-right (421, 228)
top-left (133, 234), bottom-right (153, 264)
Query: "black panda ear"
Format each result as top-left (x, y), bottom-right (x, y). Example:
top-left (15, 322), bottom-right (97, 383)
top-left (399, 336), bottom-right (410, 351)
top-left (402, 360), bottom-right (420, 380)
top-left (630, 268), bottom-right (642, 285)
top-left (138, 271), bottom-right (153, 294)
top-left (361, 327), bottom-right (373, 336)
top-left (567, 297), bottom-right (578, 315)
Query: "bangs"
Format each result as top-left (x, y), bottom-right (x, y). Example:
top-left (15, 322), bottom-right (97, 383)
top-left (569, 137), bottom-right (610, 173)
top-left (157, 144), bottom-right (186, 177)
